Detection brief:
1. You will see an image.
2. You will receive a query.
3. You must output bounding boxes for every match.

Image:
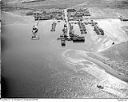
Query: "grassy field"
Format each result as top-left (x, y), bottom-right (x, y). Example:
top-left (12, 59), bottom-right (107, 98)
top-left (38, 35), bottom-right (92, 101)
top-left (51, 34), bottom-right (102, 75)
top-left (86, 42), bottom-right (128, 77)
top-left (2, 0), bottom-right (128, 19)
top-left (2, 0), bottom-right (128, 9)
top-left (100, 41), bottom-right (128, 76)
top-left (102, 41), bottom-right (128, 61)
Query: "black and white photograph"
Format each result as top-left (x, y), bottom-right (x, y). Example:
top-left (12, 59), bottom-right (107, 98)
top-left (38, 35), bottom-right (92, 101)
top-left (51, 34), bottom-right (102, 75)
top-left (1, 0), bottom-right (128, 98)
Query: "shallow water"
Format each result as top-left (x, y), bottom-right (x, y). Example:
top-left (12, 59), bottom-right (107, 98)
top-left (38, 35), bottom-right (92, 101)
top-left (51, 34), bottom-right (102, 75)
top-left (2, 20), bottom-right (70, 97)
top-left (2, 17), bottom-right (122, 98)
top-left (63, 49), bottom-right (128, 98)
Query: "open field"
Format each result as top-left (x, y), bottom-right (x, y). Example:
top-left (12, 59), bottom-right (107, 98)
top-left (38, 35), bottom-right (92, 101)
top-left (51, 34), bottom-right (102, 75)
top-left (1, 0), bottom-right (128, 22)
top-left (3, 0), bottom-right (128, 9)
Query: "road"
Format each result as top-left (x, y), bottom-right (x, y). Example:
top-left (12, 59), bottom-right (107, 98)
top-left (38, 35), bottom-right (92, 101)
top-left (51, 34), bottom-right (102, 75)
top-left (64, 9), bottom-right (70, 37)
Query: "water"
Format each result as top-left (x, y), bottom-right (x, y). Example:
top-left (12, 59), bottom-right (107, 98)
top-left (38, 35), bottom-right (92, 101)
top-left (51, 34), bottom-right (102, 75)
top-left (1, 16), bottom-right (117, 98)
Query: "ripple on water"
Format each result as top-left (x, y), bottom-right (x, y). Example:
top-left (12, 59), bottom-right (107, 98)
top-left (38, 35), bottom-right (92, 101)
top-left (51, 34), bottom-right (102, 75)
top-left (63, 49), bottom-right (128, 98)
